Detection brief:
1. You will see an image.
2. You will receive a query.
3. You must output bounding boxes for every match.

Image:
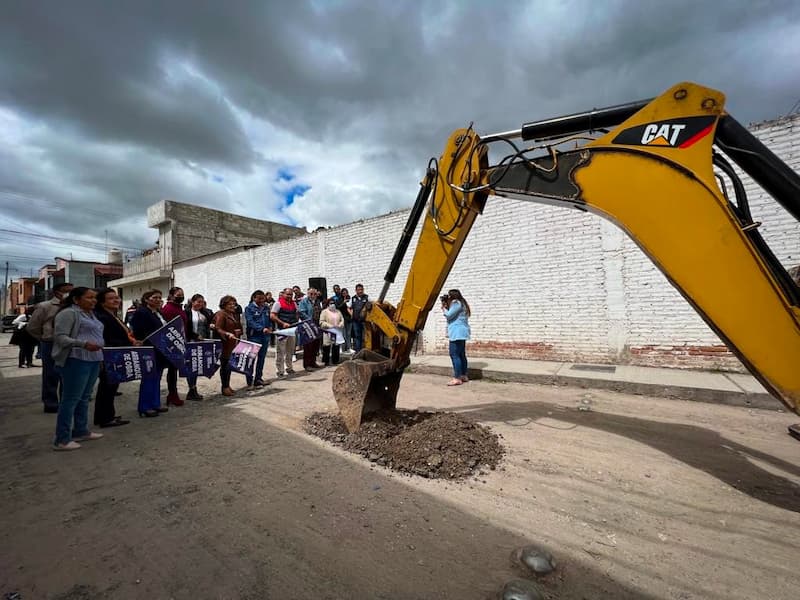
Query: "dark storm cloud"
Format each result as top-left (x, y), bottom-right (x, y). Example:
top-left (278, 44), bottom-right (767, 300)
top-left (0, 0), bottom-right (799, 270)
top-left (0, 128), bottom-right (243, 253)
top-left (0, 2), bottom-right (255, 170)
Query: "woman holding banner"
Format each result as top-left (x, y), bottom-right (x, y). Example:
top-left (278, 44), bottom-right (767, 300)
top-left (320, 300), bottom-right (345, 366)
top-left (130, 290), bottom-right (169, 417)
top-left (213, 295), bottom-right (243, 397)
top-left (93, 288), bottom-right (136, 428)
top-left (184, 294), bottom-right (213, 400)
top-left (51, 287), bottom-right (105, 451)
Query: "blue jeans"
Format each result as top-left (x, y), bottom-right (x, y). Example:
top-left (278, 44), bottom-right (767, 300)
top-left (449, 340), bottom-right (468, 379)
top-left (352, 321), bottom-right (364, 352)
top-left (342, 321), bottom-right (352, 352)
top-left (54, 358), bottom-right (100, 445)
top-left (246, 335), bottom-right (270, 385)
top-left (40, 341), bottom-right (62, 410)
top-left (138, 367), bottom-right (165, 413)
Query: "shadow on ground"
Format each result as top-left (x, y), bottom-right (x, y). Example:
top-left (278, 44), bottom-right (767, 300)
top-left (448, 399), bottom-right (800, 513)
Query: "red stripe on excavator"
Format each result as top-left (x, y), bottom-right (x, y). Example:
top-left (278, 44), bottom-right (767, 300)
top-left (679, 124), bottom-right (714, 148)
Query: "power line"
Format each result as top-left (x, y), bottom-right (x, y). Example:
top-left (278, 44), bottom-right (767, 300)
top-left (0, 244), bottom-right (108, 263)
top-left (0, 254), bottom-right (60, 262)
top-left (0, 228), bottom-right (143, 253)
top-left (0, 236), bottom-right (110, 256)
top-left (0, 213), bottom-right (42, 236)
top-left (0, 189), bottom-right (146, 223)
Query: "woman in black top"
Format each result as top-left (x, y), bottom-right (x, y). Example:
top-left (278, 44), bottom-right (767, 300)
top-left (93, 288), bottom-right (137, 427)
top-left (184, 294), bottom-right (214, 400)
top-left (185, 294), bottom-right (214, 341)
top-left (130, 289), bottom-right (170, 417)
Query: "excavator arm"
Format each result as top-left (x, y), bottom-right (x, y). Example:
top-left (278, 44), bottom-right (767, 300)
top-left (332, 82), bottom-right (800, 432)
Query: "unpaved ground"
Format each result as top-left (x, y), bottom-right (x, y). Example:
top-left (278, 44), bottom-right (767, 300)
top-left (2, 336), bottom-right (800, 599)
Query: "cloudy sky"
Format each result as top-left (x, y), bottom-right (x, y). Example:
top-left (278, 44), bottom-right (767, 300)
top-left (1, 0), bottom-right (799, 275)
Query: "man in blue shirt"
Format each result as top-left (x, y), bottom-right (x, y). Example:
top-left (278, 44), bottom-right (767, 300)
top-left (298, 288), bottom-right (322, 371)
top-left (244, 290), bottom-right (273, 387)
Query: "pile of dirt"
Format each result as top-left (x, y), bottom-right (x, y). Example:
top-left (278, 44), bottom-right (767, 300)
top-left (304, 409), bottom-right (504, 479)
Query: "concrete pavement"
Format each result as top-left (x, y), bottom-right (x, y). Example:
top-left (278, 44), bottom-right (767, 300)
top-left (408, 354), bottom-right (781, 410)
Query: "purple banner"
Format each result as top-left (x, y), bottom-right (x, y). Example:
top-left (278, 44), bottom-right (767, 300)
top-left (229, 339), bottom-right (262, 376)
top-left (102, 346), bottom-right (158, 384)
top-left (180, 340), bottom-right (223, 378)
top-left (296, 319), bottom-right (323, 347)
top-left (145, 316), bottom-right (186, 369)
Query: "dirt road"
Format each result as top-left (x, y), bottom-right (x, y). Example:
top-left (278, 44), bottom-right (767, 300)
top-left (2, 337), bottom-right (799, 599)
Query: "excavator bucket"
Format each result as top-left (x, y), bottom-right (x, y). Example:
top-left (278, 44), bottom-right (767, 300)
top-left (332, 349), bottom-right (404, 432)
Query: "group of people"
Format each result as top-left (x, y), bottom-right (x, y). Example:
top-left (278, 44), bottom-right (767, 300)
top-left (18, 278), bottom-right (471, 451)
top-left (16, 264), bottom-right (800, 450)
top-left (19, 280), bottom-right (382, 451)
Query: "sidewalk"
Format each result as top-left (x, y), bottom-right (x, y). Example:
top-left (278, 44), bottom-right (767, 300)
top-left (408, 354), bottom-right (778, 410)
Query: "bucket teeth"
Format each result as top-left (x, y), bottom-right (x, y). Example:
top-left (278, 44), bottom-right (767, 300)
top-left (332, 350), bottom-right (403, 432)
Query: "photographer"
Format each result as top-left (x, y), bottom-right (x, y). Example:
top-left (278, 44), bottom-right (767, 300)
top-left (441, 289), bottom-right (471, 387)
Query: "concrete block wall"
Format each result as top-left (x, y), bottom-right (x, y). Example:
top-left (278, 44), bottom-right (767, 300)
top-left (143, 200), bottom-right (305, 268)
top-left (173, 115), bottom-right (800, 372)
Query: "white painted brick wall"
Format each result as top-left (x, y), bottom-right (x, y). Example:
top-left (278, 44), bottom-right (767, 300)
top-left (622, 114), bottom-right (800, 370)
top-left (120, 279), bottom-right (171, 306)
top-left (174, 115), bottom-right (800, 371)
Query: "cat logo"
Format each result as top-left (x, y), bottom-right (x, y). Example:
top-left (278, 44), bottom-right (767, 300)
top-left (641, 123), bottom-right (686, 146)
top-left (612, 116), bottom-right (716, 149)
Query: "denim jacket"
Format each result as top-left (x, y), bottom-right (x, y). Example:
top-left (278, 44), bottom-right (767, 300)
top-left (444, 300), bottom-right (470, 341)
top-left (245, 302), bottom-right (272, 339)
top-left (297, 297), bottom-right (313, 321)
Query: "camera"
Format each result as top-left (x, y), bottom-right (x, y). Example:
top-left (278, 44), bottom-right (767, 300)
top-left (440, 295), bottom-right (449, 304)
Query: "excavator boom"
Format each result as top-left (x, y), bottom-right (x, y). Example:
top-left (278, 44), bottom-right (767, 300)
top-left (333, 82), bottom-right (800, 432)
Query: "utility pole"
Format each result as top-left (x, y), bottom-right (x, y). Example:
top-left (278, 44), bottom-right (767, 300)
top-left (2, 261), bottom-right (8, 315)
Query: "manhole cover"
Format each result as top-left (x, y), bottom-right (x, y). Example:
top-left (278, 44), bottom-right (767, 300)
top-left (570, 364), bottom-right (616, 373)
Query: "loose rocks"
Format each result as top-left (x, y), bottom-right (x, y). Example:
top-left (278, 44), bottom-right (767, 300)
top-left (305, 409), bottom-right (504, 479)
top-left (511, 544), bottom-right (557, 577)
top-left (499, 578), bottom-right (545, 600)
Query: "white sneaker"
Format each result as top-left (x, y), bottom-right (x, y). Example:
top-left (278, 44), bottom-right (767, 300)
top-left (53, 441), bottom-right (81, 451)
top-left (74, 432), bottom-right (104, 442)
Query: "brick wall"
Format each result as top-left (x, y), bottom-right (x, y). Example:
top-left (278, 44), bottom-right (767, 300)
top-left (174, 213), bottom-right (417, 309)
top-left (621, 115), bottom-right (800, 370)
top-left (174, 115), bottom-right (800, 372)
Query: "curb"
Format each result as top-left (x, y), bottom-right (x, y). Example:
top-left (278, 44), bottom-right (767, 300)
top-left (407, 364), bottom-right (777, 410)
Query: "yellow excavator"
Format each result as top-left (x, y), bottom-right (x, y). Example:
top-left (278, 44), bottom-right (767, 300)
top-left (331, 82), bottom-right (800, 436)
